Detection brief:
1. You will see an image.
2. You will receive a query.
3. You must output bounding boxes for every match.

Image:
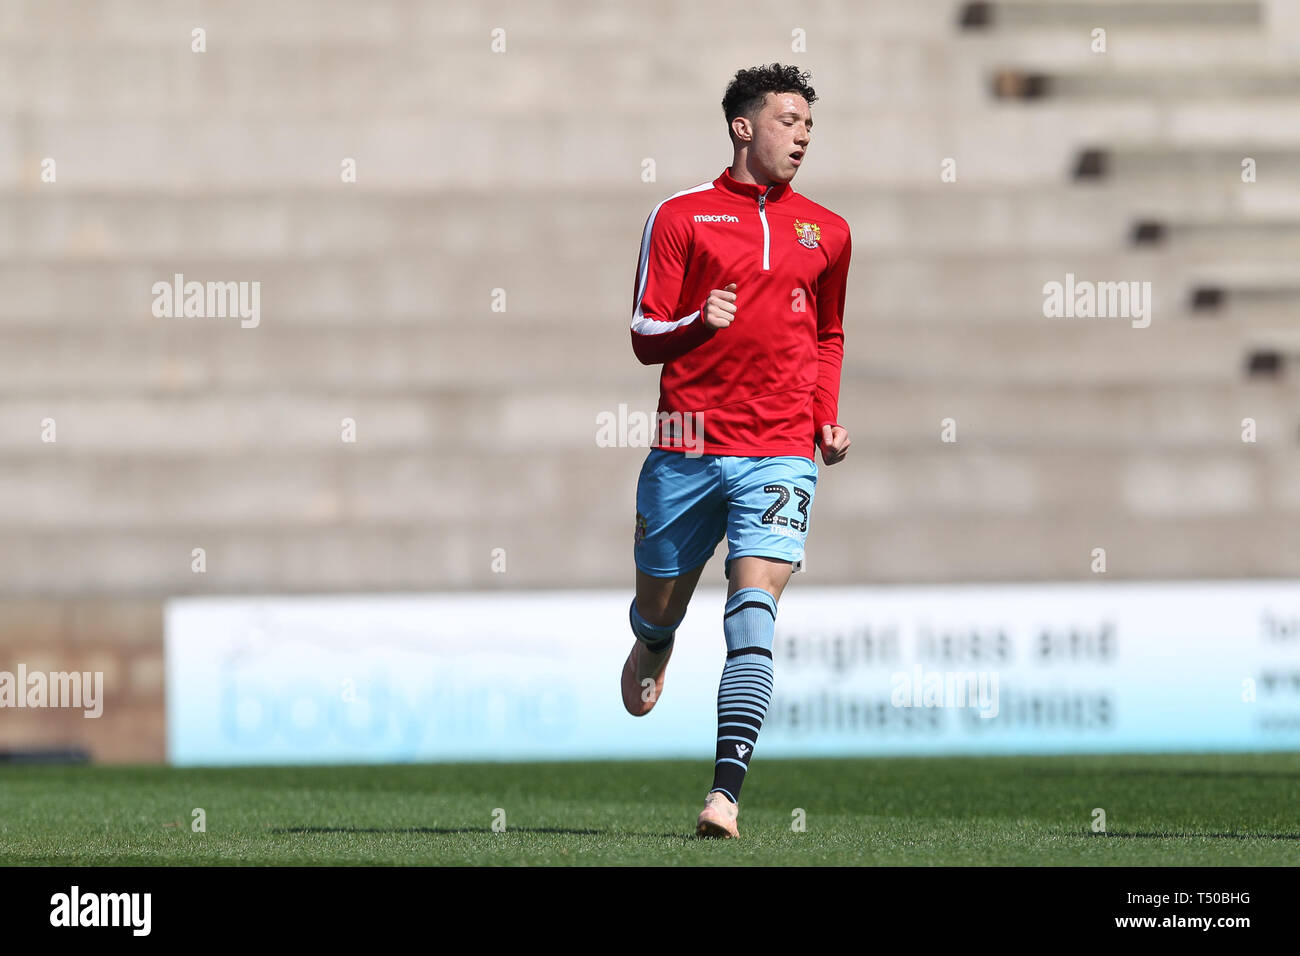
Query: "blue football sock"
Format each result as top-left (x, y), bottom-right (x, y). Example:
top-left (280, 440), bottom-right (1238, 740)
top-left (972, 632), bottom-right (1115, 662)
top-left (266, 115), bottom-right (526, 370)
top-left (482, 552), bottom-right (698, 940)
top-left (710, 587), bottom-right (777, 804)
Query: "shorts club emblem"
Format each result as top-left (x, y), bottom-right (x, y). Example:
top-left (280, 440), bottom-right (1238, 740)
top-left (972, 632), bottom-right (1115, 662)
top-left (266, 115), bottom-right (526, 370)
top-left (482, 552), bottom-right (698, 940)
top-left (794, 218), bottom-right (821, 248)
top-left (634, 511), bottom-right (648, 546)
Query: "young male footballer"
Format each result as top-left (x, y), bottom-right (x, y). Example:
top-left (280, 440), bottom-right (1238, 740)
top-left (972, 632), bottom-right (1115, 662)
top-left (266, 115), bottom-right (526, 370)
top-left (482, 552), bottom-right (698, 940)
top-left (623, 63), bottom-right (852, 838)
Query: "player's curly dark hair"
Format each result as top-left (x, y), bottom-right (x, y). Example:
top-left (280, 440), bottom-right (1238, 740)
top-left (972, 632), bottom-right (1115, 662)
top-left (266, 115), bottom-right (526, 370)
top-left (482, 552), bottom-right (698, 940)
top-left (722, 63), bottom-right (817, 144)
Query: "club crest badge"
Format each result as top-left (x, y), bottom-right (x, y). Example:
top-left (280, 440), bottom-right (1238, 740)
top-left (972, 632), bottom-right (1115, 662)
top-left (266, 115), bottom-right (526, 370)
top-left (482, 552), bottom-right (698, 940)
top-left (634, 511), bottom-right (648, 546)
top-left (794, 218), bottom-right (821, 249)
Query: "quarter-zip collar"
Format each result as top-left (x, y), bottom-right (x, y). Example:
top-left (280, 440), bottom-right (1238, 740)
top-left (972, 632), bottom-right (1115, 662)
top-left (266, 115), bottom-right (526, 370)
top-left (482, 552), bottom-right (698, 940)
top-left (714, 166), bottom-right (795, 204)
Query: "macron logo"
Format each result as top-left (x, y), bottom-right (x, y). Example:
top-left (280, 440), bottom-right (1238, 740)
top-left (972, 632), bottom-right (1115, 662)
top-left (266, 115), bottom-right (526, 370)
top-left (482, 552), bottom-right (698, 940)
top-left (693, 214), bottom-right (739, 223)
top-left (735, 743), bottom-right (750, 759)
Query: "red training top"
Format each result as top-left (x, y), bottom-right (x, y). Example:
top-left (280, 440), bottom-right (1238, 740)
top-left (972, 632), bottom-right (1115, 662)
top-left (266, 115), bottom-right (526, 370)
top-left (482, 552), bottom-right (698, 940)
top-left (630, 166), bottom-right (852, 459)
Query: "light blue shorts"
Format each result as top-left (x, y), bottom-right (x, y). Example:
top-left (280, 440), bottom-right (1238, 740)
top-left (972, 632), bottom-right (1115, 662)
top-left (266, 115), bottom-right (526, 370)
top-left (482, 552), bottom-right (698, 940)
top-left (633, 449), bottom-right (818, 579)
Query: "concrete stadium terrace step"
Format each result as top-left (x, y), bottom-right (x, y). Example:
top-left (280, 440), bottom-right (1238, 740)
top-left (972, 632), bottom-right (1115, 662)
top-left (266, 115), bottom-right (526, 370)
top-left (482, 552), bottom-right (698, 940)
top-left (0, 325), bottom-right (632, 392)
top-left (957, 29), bottom-right (1285, 76)
top-left (838, 320), bottom-right (1260, 385)
top-left (0, 249), bottom-right (1288, 281)
top-left (0, 43), bottom-right (996, 118)
top-left (14, 109), bottom-right (1300, 191)
top-left (815, 448), bottom-right (1300, 517)
top-left (0, 259), bottom-right (477, 325)
top-left (7, 46), bottom-right (1282, 124)
top-left (17, 58), bottom-right (1298, 114)
top-left (0, 522), bottom-right (581, 596)
top-left (0, 319), bottom-right (1274, 394)
top-left (0, 449), bottom-right (626, 528)
top-left (10, 185), bottom-right (1299, 260)
top-left (1024, 102), bottom-right (1300, 149)
top-left (0, 381), bottom-right (1296, 453)
top-left (993, 69), bottom-right (1300, 101)
top-left (3, 446), bottom-right (1299, 529)
top-left (960, 1), bottom-right (1262, 30)
top-left (1, 15), bottom-right (1277, 76)
top-left (0, 393), bottom-right (476, 452)
top-left (4, 302), bottom-right (1244, 330)
top-left (833, 381), bottom-right (1300, 449)
top-left (0, 0), bottom-right (1294, 601)
top-left (5, 41), bottom-right (1294, 123)
top-left (2, 254), bottom-right (1282, 327)
top-left (3, 512), bottom-right (1300, 597)
top-left (802, 512), bottom-right (1300, 583)
top-left (2, 188), bottom-right (1180, 259)
top-left (847, 258), bottom-right (1254, 322)
top-left (1132, 217), bottom-right (1300, 250)
top-left (1075, 147), bottom-right (1300, 181)
top-left (105, 296), bottom-right (1300, 339)
top-left (0, 0), bottom-right (965, 45)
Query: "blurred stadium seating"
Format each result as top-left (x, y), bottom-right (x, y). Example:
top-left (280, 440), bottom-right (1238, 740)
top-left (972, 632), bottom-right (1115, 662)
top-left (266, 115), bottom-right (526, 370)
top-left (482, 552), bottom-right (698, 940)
top-left (1, 0), bottom-right (1296, 760)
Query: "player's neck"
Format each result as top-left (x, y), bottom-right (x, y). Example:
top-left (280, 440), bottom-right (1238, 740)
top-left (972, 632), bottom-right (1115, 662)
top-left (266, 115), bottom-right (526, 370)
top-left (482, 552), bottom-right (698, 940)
top-left (728, 157), bottom-right (778, 188)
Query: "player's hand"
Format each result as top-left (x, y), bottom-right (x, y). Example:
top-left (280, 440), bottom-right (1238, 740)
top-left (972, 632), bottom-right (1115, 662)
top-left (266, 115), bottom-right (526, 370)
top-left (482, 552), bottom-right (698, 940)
top-left (703, 282), bottom-right (738, 330)
top-left (818, 423), bottom-right (851, 465)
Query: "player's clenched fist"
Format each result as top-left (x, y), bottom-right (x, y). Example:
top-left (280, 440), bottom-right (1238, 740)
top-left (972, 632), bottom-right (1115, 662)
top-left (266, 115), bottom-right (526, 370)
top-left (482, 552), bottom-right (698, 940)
top-left (818, 423), bottom-right (851, 466)
top-left (703, 282), bottom-right (738, 330)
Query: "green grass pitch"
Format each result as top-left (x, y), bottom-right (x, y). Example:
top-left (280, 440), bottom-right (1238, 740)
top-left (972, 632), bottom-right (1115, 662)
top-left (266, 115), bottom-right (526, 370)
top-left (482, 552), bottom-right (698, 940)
top-left (1, 752), bottom-right (1297, 866)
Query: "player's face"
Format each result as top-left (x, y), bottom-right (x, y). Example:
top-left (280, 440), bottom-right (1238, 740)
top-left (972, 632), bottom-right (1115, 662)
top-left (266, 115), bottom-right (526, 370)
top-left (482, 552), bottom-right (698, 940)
top-left (751, 92), bottom-right (812, 184)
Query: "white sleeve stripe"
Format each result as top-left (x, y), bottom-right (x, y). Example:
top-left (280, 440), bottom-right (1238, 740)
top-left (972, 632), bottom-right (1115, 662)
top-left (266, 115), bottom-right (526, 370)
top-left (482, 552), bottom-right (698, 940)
top-left (631, 181), bottom-right (714, 335)
top-left (633, 308), bottom-right (701, 336)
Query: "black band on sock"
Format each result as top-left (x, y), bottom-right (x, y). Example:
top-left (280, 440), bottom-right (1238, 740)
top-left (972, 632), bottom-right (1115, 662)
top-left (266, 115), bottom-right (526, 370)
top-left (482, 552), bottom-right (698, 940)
top-left (724, 600), bottom-right (777, 620)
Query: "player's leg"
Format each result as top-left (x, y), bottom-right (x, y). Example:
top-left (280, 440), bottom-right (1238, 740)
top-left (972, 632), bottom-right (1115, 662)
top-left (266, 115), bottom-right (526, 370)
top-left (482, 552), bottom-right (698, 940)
top-left (726, 554), bottom-right (794, 601)
top-left (634, 563), bottom-right (707, 628)
top-left (622, 563), bottom-right (706, 713)
top-left (624, 449), bottom-right (726, 715)
top-left (698, 455), bottom-right (817, 835)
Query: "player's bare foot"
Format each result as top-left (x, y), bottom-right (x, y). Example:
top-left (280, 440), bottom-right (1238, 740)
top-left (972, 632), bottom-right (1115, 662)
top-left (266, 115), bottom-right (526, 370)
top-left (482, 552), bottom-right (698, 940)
top-left (695, 790), bottom-right (740, 839)
top-left (620, 639), bottom-right (673, 716)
